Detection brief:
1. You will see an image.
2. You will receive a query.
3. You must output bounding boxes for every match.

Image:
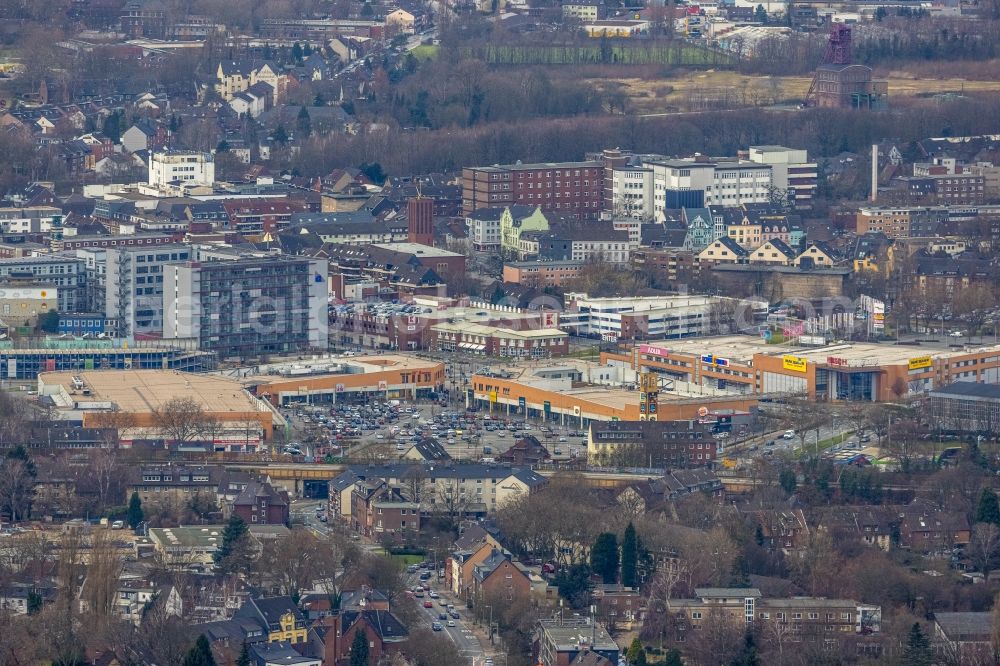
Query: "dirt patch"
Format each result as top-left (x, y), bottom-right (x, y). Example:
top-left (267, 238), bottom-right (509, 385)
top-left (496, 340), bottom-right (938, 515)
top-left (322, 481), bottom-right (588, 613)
top-left (588, 70), bottom-right (1000, 113)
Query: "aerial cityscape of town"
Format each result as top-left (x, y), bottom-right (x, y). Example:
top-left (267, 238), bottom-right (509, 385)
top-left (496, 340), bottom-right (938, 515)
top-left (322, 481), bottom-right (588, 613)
top-left (2, 0), bottom-right (1000, 665)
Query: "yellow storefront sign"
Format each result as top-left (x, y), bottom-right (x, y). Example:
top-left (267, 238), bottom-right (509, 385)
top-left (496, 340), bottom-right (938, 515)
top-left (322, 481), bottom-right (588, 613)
top-left (489, 390), bottom-right (498, 403)
top-left (908, 355), bottom-right (932, 370)
top-left (782, 355), bottom-right (807, 372)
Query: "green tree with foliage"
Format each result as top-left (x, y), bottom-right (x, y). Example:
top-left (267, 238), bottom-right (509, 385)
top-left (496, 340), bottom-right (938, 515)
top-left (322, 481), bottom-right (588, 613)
top-left (754, 4), bottom-right (768, 23)
top-left (272, 125), bottom-right (289, 143)
top-left (621, 522), bottom-right (638, 587)
top-left (731, 630), bottom-right (760, 666)
top-left (236, 642), bottom-right (251, 666)
top-left (902, 622), bottom-right (933, 666)
top-left (977, 488), bottom-right (1000, 526)
top-left (359, 162), bottom-right (386, 185)
top-left (213, 514), bottom-right (248, 565)
top-left (663, 649), bottom-right (684, 666)
top-left (297, 106), bottom-right (312, 138)
top-left (36, 310), bottom-right (59, 333)
top-left (26, 591), bottom-right (42, 615)
top-left (182, 635), bottom-right (217, 666)
top-left (291, 42), bottom-right (304, 62)
top-left (626, 637), bottom-right (645, 664)
top-left (591, 533), bottom-right (619, 584)
top-left (778, 468), bottom-right (797, 494)
top-left (350, 630), bottom-right (369, 666)
top-left (126, 492), bottom-right (144, 529)
top-left (553, 563), bottom-right (593, 609)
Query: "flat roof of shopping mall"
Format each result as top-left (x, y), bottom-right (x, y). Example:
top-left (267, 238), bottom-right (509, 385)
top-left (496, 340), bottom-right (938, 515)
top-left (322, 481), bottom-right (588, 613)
top-left (636, 335), bottom-right (1000, 367)
top-left (38, 369), bottom-right (264, 413)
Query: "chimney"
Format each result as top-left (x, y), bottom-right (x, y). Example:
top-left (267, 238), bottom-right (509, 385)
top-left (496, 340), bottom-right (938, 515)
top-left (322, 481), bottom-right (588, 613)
top-left (871, 144), bottom-right (878, 203)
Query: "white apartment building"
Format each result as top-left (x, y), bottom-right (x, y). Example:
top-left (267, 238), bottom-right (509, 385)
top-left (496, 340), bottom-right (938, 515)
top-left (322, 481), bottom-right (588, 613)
top-left (0, 206), bottom-right (62, 234)
top-left (748, 145), bottom-right (818, 209)
top-left (105, 244), bottom-right (191, 336)
top-left (148, 151), bottom-right (215, 188)
top-left (608, 165), bottom-right (655, 220)
top-left (465, 207), bottom-right (506, 252)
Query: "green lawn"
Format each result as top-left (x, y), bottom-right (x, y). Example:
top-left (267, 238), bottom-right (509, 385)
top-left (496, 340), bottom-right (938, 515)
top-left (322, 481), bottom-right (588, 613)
top-left (795, 431), bottom-right (854, 458)
top-left (390, 553), bottom-right (425, 567)
top-left (410, 45), bottom-right (439, 61)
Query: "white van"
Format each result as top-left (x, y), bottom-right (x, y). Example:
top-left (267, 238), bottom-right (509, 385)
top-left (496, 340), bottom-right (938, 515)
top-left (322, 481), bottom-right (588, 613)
top-left (783, 430), bottom-right (796, 440)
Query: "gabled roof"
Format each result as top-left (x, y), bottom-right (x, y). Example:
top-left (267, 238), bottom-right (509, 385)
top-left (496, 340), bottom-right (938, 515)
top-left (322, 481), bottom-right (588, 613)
top-left (408, 438), bottom-right (451, 461)
top-left (232, 480), bottom-right (289, 508)
top-left (341, 609), bottom-right (409, 641)
top-left (705, 235), bottom-right (749, 256)
top-left (240, 596), bottom-right (304, 629)
top-left (758, 238), bottom-right (796, 258)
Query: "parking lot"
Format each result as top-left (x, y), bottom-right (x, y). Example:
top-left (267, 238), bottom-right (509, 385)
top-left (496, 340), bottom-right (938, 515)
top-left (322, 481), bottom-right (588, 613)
top-left (279, 399), bottom-right (590, 463)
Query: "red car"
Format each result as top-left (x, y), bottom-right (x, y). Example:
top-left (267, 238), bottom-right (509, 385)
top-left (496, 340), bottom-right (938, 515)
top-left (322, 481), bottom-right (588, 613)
top-left (423, 600), bottom-right (433, 608)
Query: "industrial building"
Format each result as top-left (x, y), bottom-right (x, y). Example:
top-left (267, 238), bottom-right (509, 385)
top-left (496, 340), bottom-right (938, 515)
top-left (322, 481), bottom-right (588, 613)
top-left (808, 25), bottom-right (887, 110)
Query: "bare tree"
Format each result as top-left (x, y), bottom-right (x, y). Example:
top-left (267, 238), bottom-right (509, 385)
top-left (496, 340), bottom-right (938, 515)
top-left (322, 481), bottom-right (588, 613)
top-left (152, 397), bottom-right (216, 446)
top-left (969, 523), bottom-right (1000, 577)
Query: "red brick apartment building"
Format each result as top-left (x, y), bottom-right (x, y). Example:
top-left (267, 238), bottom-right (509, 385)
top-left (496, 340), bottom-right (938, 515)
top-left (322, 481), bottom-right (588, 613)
top-left (462, 161), bottom-right (604, 218)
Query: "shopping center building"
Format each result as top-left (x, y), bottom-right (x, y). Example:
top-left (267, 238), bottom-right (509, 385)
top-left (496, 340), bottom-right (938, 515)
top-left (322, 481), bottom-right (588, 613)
top-left (602, 335), bottom-right (1000, 402)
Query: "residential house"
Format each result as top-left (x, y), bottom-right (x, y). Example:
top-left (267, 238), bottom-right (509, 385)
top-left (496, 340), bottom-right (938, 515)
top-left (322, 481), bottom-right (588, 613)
top-left (386, 9), bottom-right (416, 34)
top-left (592, 584), bottom-right (644, 630)
top-left (350, 480), bottom-right (421, 539)
top-left (402, 438), bottom-right (452, 462)
top-left (234, 596), bottom-right (308, 644)
top-left (312, 608), bottom-right (409, 666)
top-left (897, 505), bottom-right (971, 553)
top-left (748, 238), bottom-right (796, 265)
top-left (472, 549), bottom-right (532, 601)
top-left (741, 508), bottom-right (810, 553)
top-left (814, 506), bottom-right (898, 551)
top-left (231, 480), bottom-right (290, 526)
top-left (250, 642), bottom-right (320, 666)
top-left (496, 435), bottom-right (551, 465)
top-left (794, 240), bottom-right (838, 268)
top-left (127, 465), bottom-right (219, 516)
top-left (681, 207), bottom-right (716, 252)
top-left (122, 119), bottom-right (167, 154)
top-left (448, 529), bottom-right (504, 597)
top-left (534, 619), bottom-right (620, 666)
top-left (933, 612), bottom-right (992, 664)
top-left (697, 236), bottom-right (749, 266)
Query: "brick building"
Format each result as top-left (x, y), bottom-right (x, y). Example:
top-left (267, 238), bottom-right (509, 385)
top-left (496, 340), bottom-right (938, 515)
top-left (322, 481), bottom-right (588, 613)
top-left (587, 418), bottom-right (730, 467)
top-left (462, 161), bottom-right (605, 218)
top-left (231, 480), bottom-right (290, 526)
top-left (503, 260), bottom-right (585, 287)
top-left (472, 549), bottom-right (532, 600)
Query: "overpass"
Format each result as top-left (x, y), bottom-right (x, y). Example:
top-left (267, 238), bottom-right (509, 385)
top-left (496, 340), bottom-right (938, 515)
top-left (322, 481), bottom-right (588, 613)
top-left (216, 460), bottom-right (766, 495)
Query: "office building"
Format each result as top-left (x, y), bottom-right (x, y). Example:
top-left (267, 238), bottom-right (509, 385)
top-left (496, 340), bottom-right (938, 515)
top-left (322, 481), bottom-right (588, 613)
top-left (462, 161), bottom-right (605, 218)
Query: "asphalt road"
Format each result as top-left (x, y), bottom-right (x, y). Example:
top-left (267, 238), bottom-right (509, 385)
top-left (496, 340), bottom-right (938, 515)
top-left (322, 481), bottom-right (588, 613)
top-left (407, 571), bottom-right (486, 663)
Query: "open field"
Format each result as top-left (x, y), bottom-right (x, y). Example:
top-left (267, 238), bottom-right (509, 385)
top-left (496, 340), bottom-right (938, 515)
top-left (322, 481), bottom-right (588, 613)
top-left (588, 69), bottom-right (1000, 113)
